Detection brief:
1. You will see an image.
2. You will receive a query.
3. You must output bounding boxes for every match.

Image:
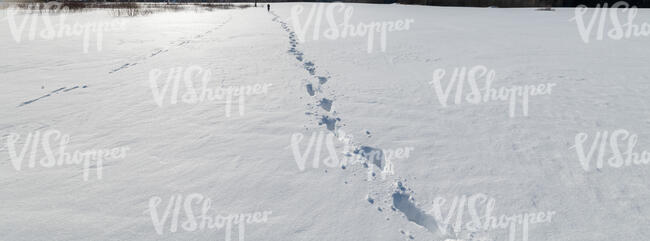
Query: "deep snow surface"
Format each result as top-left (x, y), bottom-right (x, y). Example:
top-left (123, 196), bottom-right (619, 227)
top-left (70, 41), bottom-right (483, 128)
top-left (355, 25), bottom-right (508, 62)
top-left (1, 3), bottom-right (650, 241)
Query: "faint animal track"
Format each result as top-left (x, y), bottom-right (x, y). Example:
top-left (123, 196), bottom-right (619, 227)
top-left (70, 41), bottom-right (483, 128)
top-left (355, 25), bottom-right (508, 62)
top-left (18, 85), bottom-right (87, 107)
top-left (108, 15), bottom-right (232, 74)
top-left (18, 16), bottom-right (234, 107)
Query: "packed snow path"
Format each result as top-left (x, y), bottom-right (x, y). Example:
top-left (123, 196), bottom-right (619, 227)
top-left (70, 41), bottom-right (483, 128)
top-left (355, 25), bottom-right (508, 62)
top-left (270, 9), bottom-right (437, 236)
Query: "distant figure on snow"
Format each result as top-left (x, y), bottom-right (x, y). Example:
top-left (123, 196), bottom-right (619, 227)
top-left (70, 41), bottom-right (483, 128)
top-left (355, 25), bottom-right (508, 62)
top-left (267, 4), bottom-right (270, 12)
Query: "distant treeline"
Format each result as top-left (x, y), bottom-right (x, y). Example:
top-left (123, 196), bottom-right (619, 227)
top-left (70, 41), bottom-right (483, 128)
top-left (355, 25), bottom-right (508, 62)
top-left (295, 0), bottom-right (650, 7)
top-left (189, 0), bottom-right (650, 7)
top-left (397, 0), bottom-right (650, 7)
top-left (17, 0), bottom-right (650, 7)
top-left (411, 0), bottom-right (650, 7)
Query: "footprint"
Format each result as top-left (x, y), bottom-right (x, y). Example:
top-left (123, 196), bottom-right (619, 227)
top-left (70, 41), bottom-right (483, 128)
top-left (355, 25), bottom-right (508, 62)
top-left (318, 115), bottom-right (338, 131)
top-left (392, 192), bottom-right (438, 233)
top-left (303, 61), bottom-right (315, 75)
top-left (318, 98), bottom-right (332, 111)
top-left (317, 76), bottom-right (329, 85)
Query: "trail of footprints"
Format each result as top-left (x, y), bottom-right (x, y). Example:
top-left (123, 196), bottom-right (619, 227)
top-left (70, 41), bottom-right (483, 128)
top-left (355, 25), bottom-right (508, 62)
top-left (271, 12), bottom-right (435, 239)
top-left (271, 12), bottom-right (336, 127)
